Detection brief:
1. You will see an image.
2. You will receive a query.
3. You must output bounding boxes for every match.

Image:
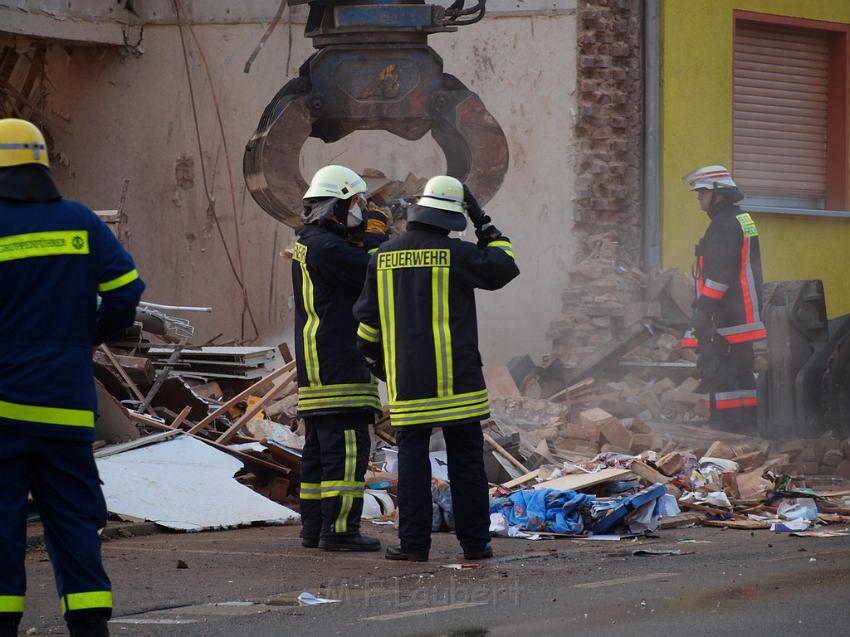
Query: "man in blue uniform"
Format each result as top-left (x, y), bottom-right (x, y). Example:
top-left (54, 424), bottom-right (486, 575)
top-left (354, 176), bottom-right (519, 561)
top-left (0, 119), bottom-right (144, 637)
top-left (293, 165), bottom-right (388, 552)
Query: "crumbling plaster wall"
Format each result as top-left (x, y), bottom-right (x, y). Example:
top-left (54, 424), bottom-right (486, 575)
top-left (44, 7), bottom-right (577, 363)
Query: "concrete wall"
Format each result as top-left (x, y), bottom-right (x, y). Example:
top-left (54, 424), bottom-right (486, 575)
top-left (41, 6), bottom-right (577, 363)
top-left (661, 0), bottom-right (850, 319)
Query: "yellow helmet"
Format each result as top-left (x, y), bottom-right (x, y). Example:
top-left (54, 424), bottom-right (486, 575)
top-left (0, 118), bottom-right (49, 168)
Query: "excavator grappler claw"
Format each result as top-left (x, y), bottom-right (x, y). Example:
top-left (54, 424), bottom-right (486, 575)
top-left (244, 0), bottom-right (509, 227)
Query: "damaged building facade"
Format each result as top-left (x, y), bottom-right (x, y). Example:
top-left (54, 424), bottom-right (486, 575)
top-left (2, 0), bottom-right (850, 365)
top-left (0, 0), bottom-right (578, 363)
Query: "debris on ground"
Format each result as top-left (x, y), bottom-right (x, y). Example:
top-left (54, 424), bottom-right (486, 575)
top-left (60, 227), bottom-right (847, 541)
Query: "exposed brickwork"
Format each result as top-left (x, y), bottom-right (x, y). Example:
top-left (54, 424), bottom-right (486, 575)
top-left (574, 0), bottom-right (643, 262)
top-left (546, 0), bottom-right (646, 369)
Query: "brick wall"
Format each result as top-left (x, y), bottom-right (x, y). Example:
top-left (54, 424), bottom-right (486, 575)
top-left (545, 0), bottom-right (647, 372)
top-left (574, 0), bottom-right (643, 261)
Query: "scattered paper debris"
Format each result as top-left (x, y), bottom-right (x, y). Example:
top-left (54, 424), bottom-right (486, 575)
top-left (297, 592), bottom-right (340, 605)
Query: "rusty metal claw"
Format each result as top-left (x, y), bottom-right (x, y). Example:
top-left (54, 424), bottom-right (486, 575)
top-left (243, 2), bottom-right (509, 228)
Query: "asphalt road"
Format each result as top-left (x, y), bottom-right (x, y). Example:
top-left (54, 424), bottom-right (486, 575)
top-left (19, 523), bottom-right (850, 636)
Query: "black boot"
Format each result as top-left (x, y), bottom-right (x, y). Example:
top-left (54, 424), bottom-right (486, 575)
top-left (385, 545), bottom-right (429, 562)
top-left (319, 534), bottom-right (381, 552)
top-left (300, 529), bottom-right (319, 548)
top-left (68, 612), bottom-right (109, 637)
top-left (0, 615), bottom-right (21, 637)
top-left (463, 544), bottom-right (494, 560)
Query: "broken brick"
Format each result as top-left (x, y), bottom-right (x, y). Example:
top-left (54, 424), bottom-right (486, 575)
top-left (655, 452), bottom-right (685, 477)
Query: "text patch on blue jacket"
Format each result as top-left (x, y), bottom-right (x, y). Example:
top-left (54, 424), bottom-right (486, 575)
top-left (0, 198), bottom-right (144, 440)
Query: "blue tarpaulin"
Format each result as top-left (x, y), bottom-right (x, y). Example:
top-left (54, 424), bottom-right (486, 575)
top-left (490, 489), bottom-right (595, 534)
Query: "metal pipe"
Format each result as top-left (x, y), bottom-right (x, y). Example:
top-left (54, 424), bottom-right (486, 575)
top-left (642, 0), bottom-right (661, 270)
top-left (139, 301), bottom-right (213, 313)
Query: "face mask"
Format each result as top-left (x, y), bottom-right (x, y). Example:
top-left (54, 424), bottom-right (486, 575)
top-left (346, 202), bottom-right (364, 228)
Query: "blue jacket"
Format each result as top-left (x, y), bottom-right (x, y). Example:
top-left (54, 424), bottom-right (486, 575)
top-left (0, 197), bottom-right (144, 441)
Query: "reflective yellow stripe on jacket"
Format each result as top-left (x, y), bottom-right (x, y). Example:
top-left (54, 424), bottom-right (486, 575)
top-left (0, 399), bottom-right (95, 428)
top-left (294, 242), bottom-right (321, 385)
top-left (98, 269), bottom-right (139, 292)
top-left (357, 322), bottom-right (380, 343)
top-left (488, 239), bottom-right (515, 259)
top-left (0, 230), bottom-right (89, 263)
top-left (388, 389), bottom-right (490, 427)
top-left (296, 382), bottom-right (381, 413)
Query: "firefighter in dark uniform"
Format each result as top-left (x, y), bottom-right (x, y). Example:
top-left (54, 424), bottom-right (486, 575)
top-left (294, 164), bottom-right (389, 552)
top-left (681, 165), bottom-right (766, 433)
top-left (354, 176), bottom-right (519, 561)
top-left (0, 119), bottom-right (144, 637)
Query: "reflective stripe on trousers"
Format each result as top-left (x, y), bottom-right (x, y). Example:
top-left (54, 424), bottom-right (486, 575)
top-left (334, 429), bottom-right (359, 533)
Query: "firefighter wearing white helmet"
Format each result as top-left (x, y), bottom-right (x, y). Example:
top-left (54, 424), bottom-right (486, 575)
top-left (681, 165), bottom-right (765, 434)
top-left (292, 164), bottom-right (389, 553)
top-left (354, 178), bottom-right (519, 562)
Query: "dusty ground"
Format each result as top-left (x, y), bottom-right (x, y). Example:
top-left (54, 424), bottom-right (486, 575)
top-left (18, 521), bottom-right (850, 636)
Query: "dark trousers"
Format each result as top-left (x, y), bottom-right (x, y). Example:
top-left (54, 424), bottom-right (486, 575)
top-left (698, 341), bottom-right (757, 432)
top-left (395, 422), bottom-right (490, 556)
top-left (300, 412), bottom-right (371, 540)
top-left (0, 432), bottom-right (112, 629)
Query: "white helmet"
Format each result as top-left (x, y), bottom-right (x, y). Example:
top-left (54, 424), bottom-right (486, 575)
top-left (303, 164), bottom-right (367, 200)
top-left (408, 175), bottom-right (467, 232)
top-left (418, 175), bottom-right (465, 213)
top-left (683, 165), bottom-right (738, 191)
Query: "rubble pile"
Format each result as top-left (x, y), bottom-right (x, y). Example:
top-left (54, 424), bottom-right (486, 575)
top-left (546, 232), bottom-right (651, 366)
top-left (92, 313), bottom-right (305, 513)
top-left (479, 396), bottom-right (850, 537)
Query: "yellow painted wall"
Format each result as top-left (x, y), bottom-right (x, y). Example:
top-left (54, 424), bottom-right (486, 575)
top-left (661, 0), bottom-right (850, 317)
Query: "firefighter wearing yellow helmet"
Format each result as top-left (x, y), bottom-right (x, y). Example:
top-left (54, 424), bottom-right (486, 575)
top-left (0, 119), bottom-right (145, 637)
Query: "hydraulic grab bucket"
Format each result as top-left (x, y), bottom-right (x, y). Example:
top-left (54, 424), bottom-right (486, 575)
top-left (243, 0), bottom-right (509, 227)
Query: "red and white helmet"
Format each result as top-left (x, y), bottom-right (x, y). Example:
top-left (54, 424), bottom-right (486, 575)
top-left (683, 165), bottom-right (738, 191)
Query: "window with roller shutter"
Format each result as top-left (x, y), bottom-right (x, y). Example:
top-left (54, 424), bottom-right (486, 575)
top-left (733, 17), bottom-right (849, 213)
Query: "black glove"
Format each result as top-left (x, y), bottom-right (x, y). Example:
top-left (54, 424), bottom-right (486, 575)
top-left (691, 306), bottom-right (715, 343)
top-left (364, 355), bottom-right (386, 382)
top-left (463, 184), bottom-right (489, 229)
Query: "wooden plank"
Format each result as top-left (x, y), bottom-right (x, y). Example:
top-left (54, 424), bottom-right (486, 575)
top-left (99, 344), bottom-right (158, 417)
top-left (533, 468), bottom-right (634, 492)
top-left (483, 433), bottom-right (529, 474)
top-left (186, 360), bottom-right (296, 435)
top-left (127, 412), bottom-right (290, 476)
top-left (215, 371), bottom-right (297, 444)
top-left (95, 430), bottom-right (182, 459)
top-left (488, 468), bottom-right (541, 495)
top-left (703, 518), bottom-right (771, 530)
top-left (658, 512), bottom-right (705, 529)
top-left (170, 406), bottom-right (193, 430)
top-left (565, 323), bottom-right (651, 384)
